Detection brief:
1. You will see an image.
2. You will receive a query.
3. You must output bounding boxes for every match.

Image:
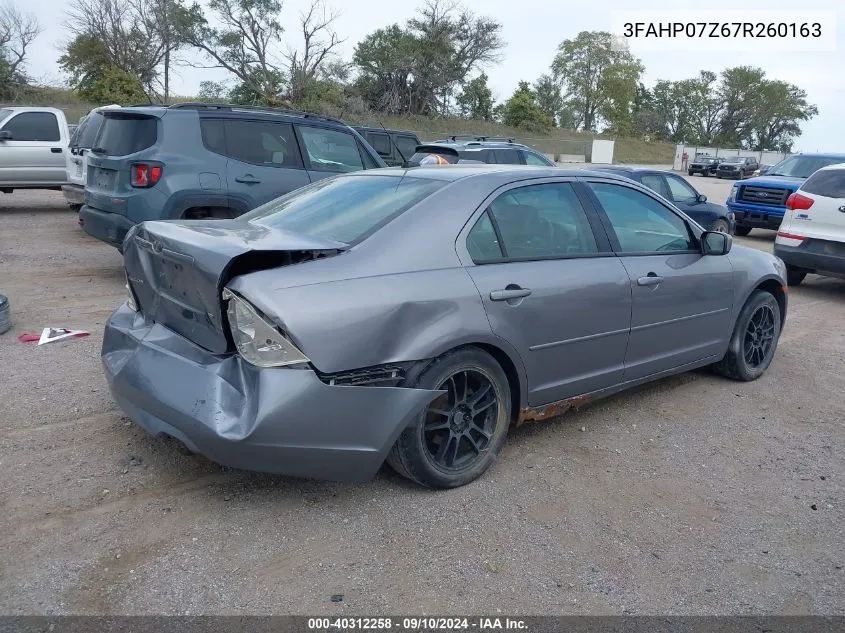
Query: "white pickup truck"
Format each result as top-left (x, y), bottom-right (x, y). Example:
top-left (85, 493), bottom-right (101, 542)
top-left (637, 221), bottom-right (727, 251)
top-left (0, 106), bottom-right (71, 195)
top-left (63, 104), bottom-right (121, 209)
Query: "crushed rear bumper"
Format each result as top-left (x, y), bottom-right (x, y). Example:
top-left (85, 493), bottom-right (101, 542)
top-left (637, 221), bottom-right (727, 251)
top-left (102, 304), bottom-right (441, 482)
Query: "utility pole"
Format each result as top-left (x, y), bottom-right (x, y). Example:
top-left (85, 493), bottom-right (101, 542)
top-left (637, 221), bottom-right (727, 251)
top-left (163, 0), bottom-right (170, 103)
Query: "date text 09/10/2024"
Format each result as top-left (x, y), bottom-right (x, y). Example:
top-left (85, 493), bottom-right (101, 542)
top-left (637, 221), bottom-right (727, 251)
top-left (307, 617), bottom-right (528, 631)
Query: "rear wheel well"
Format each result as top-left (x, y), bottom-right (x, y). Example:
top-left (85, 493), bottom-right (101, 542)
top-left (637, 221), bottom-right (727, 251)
top-left (472, 343), bottom-right (522, 425)
top-left (754, 279), bottom-right (786, 330)
top-left (182, 206), bottom-right (236, 220)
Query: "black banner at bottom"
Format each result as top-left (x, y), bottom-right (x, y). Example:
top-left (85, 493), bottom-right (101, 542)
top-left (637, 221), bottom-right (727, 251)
top-left (1, 617), bottom-right (844, 633)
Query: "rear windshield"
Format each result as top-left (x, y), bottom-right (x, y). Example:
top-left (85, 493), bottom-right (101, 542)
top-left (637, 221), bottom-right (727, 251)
top-left (801, 169), bottom-right (845, 198)
top-left (243, 175), bottom-right (445, 244)
top-left (92, 114), bottom-right (157, 156)
top-left (76, 112), bottom-right (107, 149)
top-left (767, 156), bottom-right (845, 179)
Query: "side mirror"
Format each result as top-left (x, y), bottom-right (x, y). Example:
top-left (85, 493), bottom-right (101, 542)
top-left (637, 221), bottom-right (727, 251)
top-left (697, 193), bottom-right (707, 204)
top-left (701, 230), bottom-right (732, 256)
top-left (0, 130), bottom-right (11, 141)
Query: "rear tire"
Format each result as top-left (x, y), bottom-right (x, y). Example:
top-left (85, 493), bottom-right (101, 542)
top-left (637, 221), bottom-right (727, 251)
top-left (713, 290), bottom-right (781, 382)
top-left (734, 226), bottom-right (752, 236)
top-left (387, 347), bottom-right (512, 489)
top-left (786, 266), bottom-right (807, 286)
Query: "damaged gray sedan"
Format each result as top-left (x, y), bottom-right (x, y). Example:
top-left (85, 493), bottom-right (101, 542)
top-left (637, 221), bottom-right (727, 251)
top-left (104, 166), bottom-right (788, 488)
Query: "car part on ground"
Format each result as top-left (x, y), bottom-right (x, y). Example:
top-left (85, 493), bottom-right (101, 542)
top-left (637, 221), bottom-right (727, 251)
top-left (79, 102), bottom-right (387, 250)
top-left (0, 293), bottom-right (9, 335)
top-left (0, 107), bottom-right (71, 193)
top-left (773, 164), bottom-right (845, 285)
top-left (727, 153), bottom-right (845, 233)
top-left (103, 166), bottom-right (788, 489)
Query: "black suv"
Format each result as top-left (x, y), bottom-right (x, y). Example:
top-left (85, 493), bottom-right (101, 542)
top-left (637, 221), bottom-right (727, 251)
top-left (353, 126), bottom-right (421, 167)
top-left (80, 102), bottom-right (386, 249)
top-left (407, 136), bottom-right (556, 167)
top-left (716, 156), bottom-right (758, 179)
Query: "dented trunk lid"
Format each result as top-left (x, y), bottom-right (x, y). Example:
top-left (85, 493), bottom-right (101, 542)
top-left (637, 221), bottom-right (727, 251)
top-left (123, 219), bottom-right (346, 354)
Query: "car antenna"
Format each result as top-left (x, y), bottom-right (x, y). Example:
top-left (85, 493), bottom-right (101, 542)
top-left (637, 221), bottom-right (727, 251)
top-left (377, 119), bottom-right (410, 168)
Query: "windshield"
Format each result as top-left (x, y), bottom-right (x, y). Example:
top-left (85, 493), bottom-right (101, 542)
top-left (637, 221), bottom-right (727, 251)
top-left (723, 157), bottom-right (744, 163)
top-left (768, 156), bottom-right (845, 179)
top-left (243, 174), bottom-right (446, 244)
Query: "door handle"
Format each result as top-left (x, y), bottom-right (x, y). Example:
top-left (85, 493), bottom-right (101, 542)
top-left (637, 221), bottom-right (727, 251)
top-left (235, 175), bottom-right (261, 184)
top-left (51, 147), bottom-right (63, 153)
top-left (637, 273), bottom-right (664, 287)
top-left (490, 287), bottom-right (532, 301)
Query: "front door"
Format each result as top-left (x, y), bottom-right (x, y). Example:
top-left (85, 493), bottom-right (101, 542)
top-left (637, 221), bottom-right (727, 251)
top-left (297, 125), bottom-right (370, 183)
top-left (218, 118), bottom-right (311, 211)
top-left (584, 180), bottom-right (734, 381)
top-left (460, 180), bottom-right (632, 406)
top-left (0, 111), bottom-right (66, 185)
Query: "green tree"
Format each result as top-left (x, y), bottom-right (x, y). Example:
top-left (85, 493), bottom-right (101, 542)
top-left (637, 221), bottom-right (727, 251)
top-left (59, 35), bottom-right (146, 104)
top-left (748, 80), bottom-right (817, 151)
top-left (457, 72), bottom-right (493, 120)
top-left (82, 65), bottom-right (147, 104)
top-left (550, 31), bottom-right (643, 132)
top-left (499, 81), bottom-right (553, 131)
top-left (0, 2), bottom-right (41, 97)
top-left (533, 74), bottom-right (562, 126)
top-left (353, 0), bottom-right (503, 115)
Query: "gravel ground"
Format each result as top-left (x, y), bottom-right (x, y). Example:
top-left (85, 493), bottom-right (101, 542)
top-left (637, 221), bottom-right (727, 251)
top-left (1, 186), bottom-right (844, 616)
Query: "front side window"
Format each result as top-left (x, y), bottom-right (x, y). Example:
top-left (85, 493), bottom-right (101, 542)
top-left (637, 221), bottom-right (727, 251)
top-left (244, 175), bottom-right (444, 244)
top-left (664, 174), bottom-right (698, 204)
top-left (2, 112), bottom-right (60, 142)
top-left (467, 182), bottom-right (598, 261)
top-left (589, 182), bottom-right (695, 253)
top-left (299, 126), bottom-right (364, 173)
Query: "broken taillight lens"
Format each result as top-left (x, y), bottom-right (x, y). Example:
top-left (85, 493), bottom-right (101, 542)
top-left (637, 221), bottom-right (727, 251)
top-left (131, 163), bottom-right (163, 187)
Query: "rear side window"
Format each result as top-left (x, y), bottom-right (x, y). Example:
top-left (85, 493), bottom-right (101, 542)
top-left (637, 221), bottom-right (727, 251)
top-left (207, 119), bottom-right (302, 169)
top-left (299, 126), bottom-right (364, 173)
top-left (243, 175), bottom-right (445, 244)
top-left (802, 169), bottom-right (845, 198)
top-left (366, 132), bottom-right (391, 157)
top-left (2, 112), bottom-right (60, 141)
top-left (493, 148), bottom-right (523, 164)
top-left (76, 112), bottom-right (106, 149)
top-left (395, 135), bottom-right (419, 160)
top-left (94, 115), bottom-right (157, 155)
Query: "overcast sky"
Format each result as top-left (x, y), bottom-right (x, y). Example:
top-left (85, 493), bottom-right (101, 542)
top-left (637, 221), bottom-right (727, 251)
top-left (25, 0), bottom-right (844, 151)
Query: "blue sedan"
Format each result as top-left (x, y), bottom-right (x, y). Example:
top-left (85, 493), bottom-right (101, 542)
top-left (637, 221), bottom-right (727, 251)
top-left (592, 167), bottom-right (735, 233)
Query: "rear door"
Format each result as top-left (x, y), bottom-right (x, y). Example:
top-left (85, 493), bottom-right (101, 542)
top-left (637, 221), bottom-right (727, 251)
top-left (583, 179), bottom-right (734, 381)
top-left (219, 118), bottom-right (310, 211)
top-left (0, 111), bottom-right (66, 185)
top-left (296, 125), bottom-right (371, 182)
top-left (459, 179), bottom-right (632, 405)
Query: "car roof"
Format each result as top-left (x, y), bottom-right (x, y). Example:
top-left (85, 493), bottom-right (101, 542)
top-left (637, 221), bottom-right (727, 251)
top-left (108, 102), bottom-right (352, 127)
top-left (421, 140), bottom-right (534, 151)
top-left (791, 153), bottom-right (845, 159)
top-left (353, 126), bottom-right (419, 136)
top-left (344, 164), bottom-right (629, 183)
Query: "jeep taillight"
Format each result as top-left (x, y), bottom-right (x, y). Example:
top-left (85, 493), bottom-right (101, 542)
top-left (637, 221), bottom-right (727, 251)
top-left (131, 163), bottom-right (163, 187)
top-left (785, 192), bottom-right (814, 211)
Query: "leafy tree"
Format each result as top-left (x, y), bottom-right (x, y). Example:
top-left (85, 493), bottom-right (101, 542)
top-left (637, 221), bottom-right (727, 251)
top-left (457, 72), bottom-right (493, 120)
top-left (353, 0), bottom-right (503, 115)
top-left (550, 30), bottom-right (643, 132)
top-left (0, 2), bottom-right (41, 96)
top-left (82, 65), bottom-right (147, 104)
top-left (181, 0), bottom-right (342, 107)
top-left (747, 80), bottom-right (817, 151)
top-left (533, 74), bottom-right (562, 126)
top-left (63, 0), bottom-right (197, 100)
top-left (499, 81), bottom-right (553, 131)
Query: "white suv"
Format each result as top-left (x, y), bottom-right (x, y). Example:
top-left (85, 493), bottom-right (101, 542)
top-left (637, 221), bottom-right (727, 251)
top-left (774, 163), bottom-right (845, 285)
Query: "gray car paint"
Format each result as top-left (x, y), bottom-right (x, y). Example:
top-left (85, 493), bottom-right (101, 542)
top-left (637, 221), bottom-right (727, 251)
top-left (104, 165), bottom-right (788, 481)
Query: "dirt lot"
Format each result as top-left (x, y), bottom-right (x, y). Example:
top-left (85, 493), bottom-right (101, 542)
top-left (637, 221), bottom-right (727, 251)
top-left (1, 184), bottom-right (844, 616)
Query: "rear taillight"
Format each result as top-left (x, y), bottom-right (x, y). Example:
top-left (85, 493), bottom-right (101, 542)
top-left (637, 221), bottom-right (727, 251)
top-left (131, 163), bottom-right (163, 188)
top-left (785, 192), bottom-right (814, 211)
